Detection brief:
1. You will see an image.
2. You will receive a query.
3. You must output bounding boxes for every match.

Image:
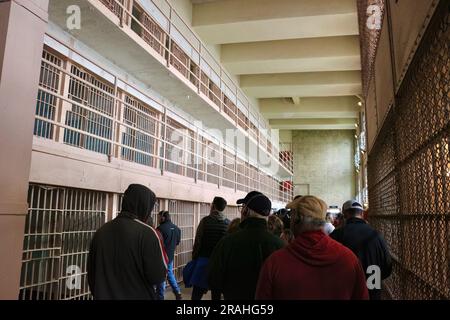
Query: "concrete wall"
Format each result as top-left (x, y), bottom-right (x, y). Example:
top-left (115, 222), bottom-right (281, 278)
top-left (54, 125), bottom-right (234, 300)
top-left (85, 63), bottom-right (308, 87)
top-left (279, 130), bottom-right (292, 143)
top-left (168, 0), bottom-right (193, 25)
top-left (0, 0), bottom-right (48, 299)
top-left (292, 130), bottom-right (355, 207)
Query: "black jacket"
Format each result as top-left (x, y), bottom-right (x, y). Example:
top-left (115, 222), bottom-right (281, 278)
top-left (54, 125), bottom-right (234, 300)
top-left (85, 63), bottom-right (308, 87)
top-left (330, 217), bottom-right (392, 300)
top-left (208, 217), bottom-right (285, 300)
top-left (157, 220), bottom-right (181, 261)
top-left (192, 211), bottom-right (229, 259)
top-left (87, 184), bottom-right (167, 300)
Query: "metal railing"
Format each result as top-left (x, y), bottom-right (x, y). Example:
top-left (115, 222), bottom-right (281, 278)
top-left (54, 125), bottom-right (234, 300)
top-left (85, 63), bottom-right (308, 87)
top-left (34, 42), bottom-right (293, 204)
top-left (94, 0), bottom-right (286, 169)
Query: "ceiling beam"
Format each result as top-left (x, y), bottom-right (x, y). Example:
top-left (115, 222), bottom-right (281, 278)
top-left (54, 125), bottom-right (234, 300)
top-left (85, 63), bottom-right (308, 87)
top-left (269, 118), bottom-right (357, 130)
top-left (260, 96), bottom-right (360, 119)
top-left (240, 71), bottom-right (362, 98)
top-left (221, 36), bottom-right (361, 74)
top-left (192, 0), bottom-right (358, 44)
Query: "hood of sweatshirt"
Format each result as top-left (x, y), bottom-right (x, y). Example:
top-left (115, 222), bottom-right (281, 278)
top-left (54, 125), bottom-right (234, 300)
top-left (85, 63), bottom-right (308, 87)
top-left (121, 184), bottom-right (156, 222)
top-left (286, 230), bottom-right (343, 267)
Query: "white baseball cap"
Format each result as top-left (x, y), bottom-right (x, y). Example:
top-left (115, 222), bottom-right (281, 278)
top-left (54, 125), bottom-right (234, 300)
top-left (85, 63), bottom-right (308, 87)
top-left (342, 200), bottom-right (364, 212)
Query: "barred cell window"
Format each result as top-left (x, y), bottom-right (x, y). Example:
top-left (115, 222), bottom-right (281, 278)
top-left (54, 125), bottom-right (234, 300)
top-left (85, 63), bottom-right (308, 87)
top-left (197, 137), bottom-right (208, 182)
top-left (20, 185), bottom-right (106, 300)
top-left (249, 164), bottom-right (259, 190)
top-left (224, 206), bottom-right (239, 221)
top-left (64, 105), bottom-right (113, 155)
top-left (222, 149), bottom-right (235, 189)
top-left (206, 141), bottom-right (221, 185)
top-left (236, 158), bottom-right (248, 192)
top-left (121, 94), bottom-right (159, 167)
top-left (199, 203), bottom-right (210, 221)
top-left (34, 49), bottom-right (62, 139)
top-left (185, 130), bottom-right (196, 179)
top-left (64, 65), bottom-right (114, 155)
top-left (35, 90), bottom-right (57, 139)
top-left (165, 118), bottom-right (185, 175)
top-left (168, 200), bottom-right (195, 282)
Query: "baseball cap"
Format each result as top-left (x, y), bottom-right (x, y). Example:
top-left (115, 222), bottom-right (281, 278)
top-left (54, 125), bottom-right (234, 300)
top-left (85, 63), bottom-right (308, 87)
top-left (342, 200), bottom-right (364, 212)
top-left (237, 191), bottom-right (272, 216)
top-left (287, 195), bottom-right (327, 221)
top-left (237, 191), bottom-right (263, 205)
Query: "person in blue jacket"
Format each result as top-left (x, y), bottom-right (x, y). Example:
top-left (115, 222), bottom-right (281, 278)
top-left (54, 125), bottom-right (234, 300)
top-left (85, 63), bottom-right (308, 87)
top-left (157, 211), bottom-right (182, 300)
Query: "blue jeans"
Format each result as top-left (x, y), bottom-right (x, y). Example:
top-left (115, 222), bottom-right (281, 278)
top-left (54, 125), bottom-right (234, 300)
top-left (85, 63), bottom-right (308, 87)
top-left (157, 260), bottom-right (180, 300)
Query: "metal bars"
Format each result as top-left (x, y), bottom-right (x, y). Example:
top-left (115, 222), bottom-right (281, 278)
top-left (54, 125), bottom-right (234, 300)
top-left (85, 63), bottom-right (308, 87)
top-left (20, 184), bottom-right (244, 300)
top-left (19, 185), bottom-right (106, 300)
top-left (96, 0), bottom-right (287, 165)
top-left (32, 46), bottom-right (292, 201)
top-left (367, 3), bottom-right (449, 300)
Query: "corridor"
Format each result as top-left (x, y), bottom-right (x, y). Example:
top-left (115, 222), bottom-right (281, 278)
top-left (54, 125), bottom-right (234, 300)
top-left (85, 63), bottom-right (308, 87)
top-left (0, 0), bottom-right (448, 300)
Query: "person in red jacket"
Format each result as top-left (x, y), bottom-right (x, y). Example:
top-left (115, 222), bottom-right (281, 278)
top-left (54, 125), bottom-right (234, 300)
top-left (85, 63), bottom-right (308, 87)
top-left (255, 195), bottom-right (369, 300)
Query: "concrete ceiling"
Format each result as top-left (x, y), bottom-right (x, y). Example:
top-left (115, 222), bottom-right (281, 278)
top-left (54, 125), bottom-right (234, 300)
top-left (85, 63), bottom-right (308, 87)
top-left (191, 0), bottom-right (362, 130)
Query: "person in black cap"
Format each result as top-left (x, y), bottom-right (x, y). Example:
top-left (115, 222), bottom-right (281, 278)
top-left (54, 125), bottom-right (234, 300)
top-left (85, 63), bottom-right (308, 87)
top-left (330, 200), bottom-right (392, 300)
top-left (207, 191), bottom-right (284, 300)
top-left (87, 184), bottom-right (167, 299)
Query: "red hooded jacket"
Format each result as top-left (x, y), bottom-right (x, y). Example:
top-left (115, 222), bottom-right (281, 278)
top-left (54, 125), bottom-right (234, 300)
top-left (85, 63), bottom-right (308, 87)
top-left (256, 230), bottom-right (369, 300)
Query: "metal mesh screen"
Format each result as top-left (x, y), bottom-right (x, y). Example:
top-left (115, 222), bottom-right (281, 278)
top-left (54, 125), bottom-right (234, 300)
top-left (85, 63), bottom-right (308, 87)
top-left (368, 3), bottom-right (449, 300)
